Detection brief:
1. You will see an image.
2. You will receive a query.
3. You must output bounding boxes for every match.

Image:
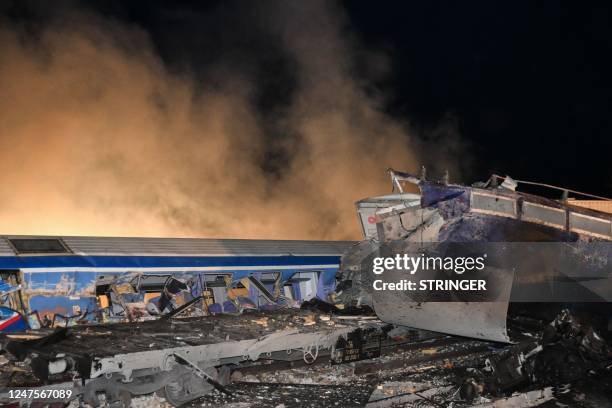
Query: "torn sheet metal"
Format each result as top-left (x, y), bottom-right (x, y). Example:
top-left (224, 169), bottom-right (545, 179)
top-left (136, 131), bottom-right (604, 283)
top-left (374, 300), bottom-right (511, 343)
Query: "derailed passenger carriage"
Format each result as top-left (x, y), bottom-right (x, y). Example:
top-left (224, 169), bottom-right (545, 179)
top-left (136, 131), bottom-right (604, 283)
top-left (0, 237), bottom-right (406, 406)
top-left (0, 236), bottom-right (354, 330)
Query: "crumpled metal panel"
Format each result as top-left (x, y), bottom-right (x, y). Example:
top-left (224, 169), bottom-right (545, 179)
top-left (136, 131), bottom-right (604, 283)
top-left (372, 241), bottom-right (514, 342)
top-left (371, 243), bottom-right (515, 343)
top-left (373, 298), bottom-right (511, 342)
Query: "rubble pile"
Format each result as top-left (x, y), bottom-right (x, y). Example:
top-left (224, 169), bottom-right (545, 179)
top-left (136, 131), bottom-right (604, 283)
top-left (0, 308), bottom-right (609, 407)
top-left (460, 309), bottom-right (611, 402)
top-left (194, 310), bottom-right (611, 407)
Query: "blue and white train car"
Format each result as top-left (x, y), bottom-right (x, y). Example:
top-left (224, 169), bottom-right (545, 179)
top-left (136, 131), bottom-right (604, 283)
top-left (0, 236), bottom-right (354, 330)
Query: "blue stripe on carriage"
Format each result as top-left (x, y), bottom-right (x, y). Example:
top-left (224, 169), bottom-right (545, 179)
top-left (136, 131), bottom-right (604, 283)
top-left (0, 255), bottom-right (341, 270)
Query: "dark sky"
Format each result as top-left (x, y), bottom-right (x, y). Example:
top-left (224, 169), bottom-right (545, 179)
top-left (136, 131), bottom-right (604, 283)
top-left (5, 1), bottom-right (612, 198)
top-left (350, 2), bottom-right (612, 197)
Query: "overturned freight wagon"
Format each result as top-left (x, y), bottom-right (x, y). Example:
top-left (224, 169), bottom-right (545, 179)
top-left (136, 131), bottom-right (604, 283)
top-left (336, 169), bottom-right (612, 342)
top-left (0, 237), bottom-right (353, 330)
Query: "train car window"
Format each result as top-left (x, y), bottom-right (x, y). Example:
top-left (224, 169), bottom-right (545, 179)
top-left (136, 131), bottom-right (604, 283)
top-left (9, 238), bottom-right (69, 254)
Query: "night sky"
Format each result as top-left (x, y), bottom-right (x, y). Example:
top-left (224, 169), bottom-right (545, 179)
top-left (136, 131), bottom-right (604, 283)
top-left (350, 2), bottom-right (612, 198)
top-left (4, 1), bottom-right (612, 197)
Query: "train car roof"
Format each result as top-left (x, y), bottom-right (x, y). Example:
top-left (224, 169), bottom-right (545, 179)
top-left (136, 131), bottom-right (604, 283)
top-left (0, 236), bottom-right (356, 257)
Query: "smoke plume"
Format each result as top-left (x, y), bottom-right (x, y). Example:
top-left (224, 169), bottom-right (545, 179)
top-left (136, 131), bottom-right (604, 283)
top-left (0, 1), bottom-right (452, 240)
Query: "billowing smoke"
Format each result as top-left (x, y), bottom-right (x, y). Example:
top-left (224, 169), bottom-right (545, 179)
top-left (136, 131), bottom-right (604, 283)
top-left (0, 1), bottom-right (454, 240)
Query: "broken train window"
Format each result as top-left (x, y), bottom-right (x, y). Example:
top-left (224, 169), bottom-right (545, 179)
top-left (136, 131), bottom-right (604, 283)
top-left (9, 238), bottom-right (70, 254)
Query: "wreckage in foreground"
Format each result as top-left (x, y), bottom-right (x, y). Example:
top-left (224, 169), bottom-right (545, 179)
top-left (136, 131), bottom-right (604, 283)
top-left (0, 309), bottom-right (405, 406)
